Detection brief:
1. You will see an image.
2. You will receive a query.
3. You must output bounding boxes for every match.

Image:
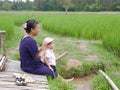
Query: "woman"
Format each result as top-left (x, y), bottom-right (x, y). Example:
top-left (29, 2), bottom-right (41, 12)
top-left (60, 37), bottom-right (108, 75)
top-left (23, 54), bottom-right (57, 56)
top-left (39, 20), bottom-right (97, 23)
top-left (19, 19), bottom-right (57, 78)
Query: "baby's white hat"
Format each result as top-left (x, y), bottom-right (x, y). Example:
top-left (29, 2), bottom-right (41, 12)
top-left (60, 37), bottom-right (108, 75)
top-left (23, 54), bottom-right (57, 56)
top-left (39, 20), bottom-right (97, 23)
top-left (42, 37), bottom-right (54, 46)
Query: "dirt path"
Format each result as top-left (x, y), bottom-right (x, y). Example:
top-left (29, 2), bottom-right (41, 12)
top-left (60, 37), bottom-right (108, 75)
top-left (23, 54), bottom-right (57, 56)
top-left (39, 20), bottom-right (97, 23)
top-left (67, 40), bottom-right (102, 90)
top-left (73, 74), bottom-right (96, 90)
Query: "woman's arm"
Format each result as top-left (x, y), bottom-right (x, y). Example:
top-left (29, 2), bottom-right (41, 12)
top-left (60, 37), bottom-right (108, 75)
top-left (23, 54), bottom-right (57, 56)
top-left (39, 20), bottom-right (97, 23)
top-left (37, 45), bottom-right (46, 59)
top-left (39, 50), bottom-right (45, 58)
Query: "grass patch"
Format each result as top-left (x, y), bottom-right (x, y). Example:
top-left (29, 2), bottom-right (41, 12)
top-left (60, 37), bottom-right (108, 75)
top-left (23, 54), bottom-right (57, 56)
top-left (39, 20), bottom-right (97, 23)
top-left (48, 76), bottom-right (75, 90)
top-left (12, 52), bottom-right (20, 60)
top-left (93, 66), bottom-right (120, 90)
top-left (61, 61), bottom-right (105, 78)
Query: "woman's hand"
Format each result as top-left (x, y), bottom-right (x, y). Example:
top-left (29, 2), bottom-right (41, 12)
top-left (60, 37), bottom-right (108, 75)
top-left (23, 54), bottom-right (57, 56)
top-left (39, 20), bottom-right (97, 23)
top-left (38, 47), bottom-right (42, 51)
top-left (40, 45), bottom-right (47, 51)
top-left (38, 46), bottom-right (46, 58)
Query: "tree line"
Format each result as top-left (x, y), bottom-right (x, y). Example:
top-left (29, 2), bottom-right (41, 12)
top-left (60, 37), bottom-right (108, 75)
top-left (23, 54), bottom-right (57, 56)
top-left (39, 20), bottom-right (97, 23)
top-left (0, 0), bottom-right (120, 12)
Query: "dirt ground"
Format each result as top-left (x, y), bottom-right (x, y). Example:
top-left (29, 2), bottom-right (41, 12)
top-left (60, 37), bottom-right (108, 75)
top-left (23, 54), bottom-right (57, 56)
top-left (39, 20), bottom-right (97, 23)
top-left (67, 40), bottom-right (101, 90)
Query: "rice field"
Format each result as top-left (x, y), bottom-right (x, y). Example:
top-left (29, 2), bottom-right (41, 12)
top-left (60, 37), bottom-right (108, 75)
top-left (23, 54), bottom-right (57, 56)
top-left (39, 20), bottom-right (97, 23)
top-left (0, 14), bottom-right (14, 40)
top-left (1, 12), bottom-right (119, 56)
top-left (0, 12), bottom-right (120, 90)
top-left (36, 14), bottom-right (120, 56)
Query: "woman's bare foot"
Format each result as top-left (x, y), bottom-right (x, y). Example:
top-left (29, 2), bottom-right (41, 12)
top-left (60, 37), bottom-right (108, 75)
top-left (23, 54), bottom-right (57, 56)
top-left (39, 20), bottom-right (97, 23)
top-left (63, 77), bottom-right (74, 83)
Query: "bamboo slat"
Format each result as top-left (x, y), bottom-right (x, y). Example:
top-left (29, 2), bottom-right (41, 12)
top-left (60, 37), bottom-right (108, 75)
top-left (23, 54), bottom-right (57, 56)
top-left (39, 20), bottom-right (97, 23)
top-left (0, 60), bottom-right (49, 90)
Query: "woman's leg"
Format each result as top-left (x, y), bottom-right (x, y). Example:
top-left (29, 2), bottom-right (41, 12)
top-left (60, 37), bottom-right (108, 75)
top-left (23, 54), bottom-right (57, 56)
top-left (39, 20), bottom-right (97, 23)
top-left (33, 66), bottom-right (59, 79)
top-left (32, 65), bottom-right (54, 76)
top-left (50, 66), bottom-right (58, 78)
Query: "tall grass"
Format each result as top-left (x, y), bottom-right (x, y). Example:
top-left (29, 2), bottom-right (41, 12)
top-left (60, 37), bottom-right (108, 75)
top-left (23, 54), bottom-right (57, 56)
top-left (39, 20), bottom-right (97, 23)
top-left (1, 13), bottom-right (120, 55)
top-left (103, 30), bottom-right (120, 56)
top-left (13, 14), bottom-right (34, 26)
top-left (0, 14), bottom-right (14, 40)
top-left (37, 14), bottom-right (119, 39)
top-left (36, 14), bottom-right (120, 56)
top-left (0, 14), bottom-right (25, 51)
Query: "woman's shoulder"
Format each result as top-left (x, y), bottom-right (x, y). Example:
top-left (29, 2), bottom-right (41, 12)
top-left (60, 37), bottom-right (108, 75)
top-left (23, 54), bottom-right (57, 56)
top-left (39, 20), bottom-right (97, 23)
top-left (22, 36), bottom-right (34, 41)
top-left (21, 36), bottom-right (36, 45)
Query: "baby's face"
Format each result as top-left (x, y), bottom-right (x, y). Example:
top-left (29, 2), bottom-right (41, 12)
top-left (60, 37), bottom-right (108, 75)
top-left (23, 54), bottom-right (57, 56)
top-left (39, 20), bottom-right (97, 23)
top-left (48, 42), bottom-right (54, 49)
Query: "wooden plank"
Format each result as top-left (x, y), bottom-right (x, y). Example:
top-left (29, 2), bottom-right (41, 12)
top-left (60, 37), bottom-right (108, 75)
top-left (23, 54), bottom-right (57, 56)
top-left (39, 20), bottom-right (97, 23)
top-left (0, 74), bottom-right (48, 84)
top-left (0, 81), bottom-right (49, 87)
top-left (56, 52), bottom-right (68, 61)
top-left (5, 60), bottom-right (48, 81)
top-left (0, 87), bottom-right (49, 90)
top-left (0, 81), bottom-right (49, 90)
top-left (0, 56), bottom-right (7, 70)
top-left (0, 59), bottom-right (49, 90)
top-left (0, 31), bottom-right (6, 34)
top-left (0, 31), bottom-right (6, 56)
top-left (0, 72), bottom-right (47, 80)
top-left (0, 56), bottom-right (1, 60)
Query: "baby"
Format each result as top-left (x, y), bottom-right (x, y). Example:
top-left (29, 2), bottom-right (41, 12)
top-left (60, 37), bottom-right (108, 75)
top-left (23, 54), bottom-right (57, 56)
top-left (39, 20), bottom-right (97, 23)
top-left (42, 37), bottom-right (56, 73)
top-left (42, 37), bottom-right (74, 81)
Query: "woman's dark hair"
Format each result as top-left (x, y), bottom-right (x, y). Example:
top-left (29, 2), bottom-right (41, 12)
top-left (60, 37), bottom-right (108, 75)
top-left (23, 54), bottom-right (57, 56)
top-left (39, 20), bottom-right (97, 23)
top-left (23, 19), bottom-right (38, 33)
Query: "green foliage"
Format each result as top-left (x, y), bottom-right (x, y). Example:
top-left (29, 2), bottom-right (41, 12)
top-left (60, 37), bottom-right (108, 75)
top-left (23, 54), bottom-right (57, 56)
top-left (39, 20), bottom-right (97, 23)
top-left (0, 0), bottom-right (120, 11)
top-left (93, 74), bottom-right (112, 90)
top-left (93, 66), bottom-right (120, 90)
top-left (13, 15), bottom-right (33, 26)
top-left (0, 15), bottom-right (14, 40)
top-left (2, 1), bottom-right (12, 11)
top-left (0, 14), bottom-right (24, 50)
top-left (12, 52), bottom-right (20, 60)
top-left (59, 61), bottom-right (105, 78)
top-left (48, 77), bottom-right (75, 90)
top-left (59, 0), bottom-right (72, 12)
top-left (103, 30), bottom-right (120, 56)
top-left (84, 0), bottom-right (102, 11)
top-left (37, 14), bottom-right (108, 39)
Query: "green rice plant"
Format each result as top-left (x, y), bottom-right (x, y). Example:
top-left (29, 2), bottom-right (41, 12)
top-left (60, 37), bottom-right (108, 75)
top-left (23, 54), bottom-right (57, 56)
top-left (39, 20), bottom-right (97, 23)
top-left (0, 15), bottom-right (14, 40)
top-left (13, 14), bottom-right (33, 26)
top-left (37, 14), bottom-right (120, 40)
top-left (103, 30), bottom-right (120, 56)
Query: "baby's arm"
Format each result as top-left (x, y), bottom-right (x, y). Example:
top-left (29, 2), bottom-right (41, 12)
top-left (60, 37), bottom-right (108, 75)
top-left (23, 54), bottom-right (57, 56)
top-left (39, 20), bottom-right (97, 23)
top-left (44, 57), bottom-right (53, 72)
